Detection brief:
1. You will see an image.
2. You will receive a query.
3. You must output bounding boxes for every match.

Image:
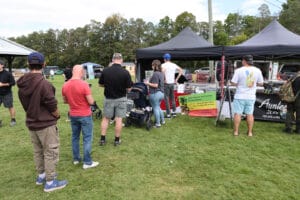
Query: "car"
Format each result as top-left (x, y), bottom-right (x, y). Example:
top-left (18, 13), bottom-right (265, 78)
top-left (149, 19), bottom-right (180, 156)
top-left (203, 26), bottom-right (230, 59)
top-left (55, 69), bottom-right (64, 75)
top-left (277, 63), bottom-right (300, 80)
top-left (194, 67), bottom-right (210, 73)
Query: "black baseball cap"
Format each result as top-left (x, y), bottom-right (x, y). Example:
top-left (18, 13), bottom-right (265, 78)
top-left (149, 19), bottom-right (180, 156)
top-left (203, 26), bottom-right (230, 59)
top-left (242, 55), bottom-right (253, 65)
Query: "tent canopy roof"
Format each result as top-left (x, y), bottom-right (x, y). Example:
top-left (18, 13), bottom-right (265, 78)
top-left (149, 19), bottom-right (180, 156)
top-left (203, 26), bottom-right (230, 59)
top-left (238, 20), bottom-right (300, 46)
top-left (224, 20), bottom-right (300, 59)
top-left (0, 37), bottom-right (34, 57)
top-left (136, 27), bottom-right (220, 60)
top-left (143, 27), bottom-right (213, 50)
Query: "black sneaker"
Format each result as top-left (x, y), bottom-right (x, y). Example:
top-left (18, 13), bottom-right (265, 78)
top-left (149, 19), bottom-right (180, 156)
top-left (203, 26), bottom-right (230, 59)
top-left (171, 112), bottom-right (177, 117)
top-left (99, 140), bottom-right (106, 146)
top-left (165, 114), bottom-right (171, 118)
top-left (10, 119), bottom-right (16, 127)
top-left (114, 140), bottom-right (121, 146)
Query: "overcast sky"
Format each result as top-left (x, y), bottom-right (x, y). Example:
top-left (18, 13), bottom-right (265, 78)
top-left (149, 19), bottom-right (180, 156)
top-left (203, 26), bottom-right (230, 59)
top-left (1, 0), bottom-right (285, 38)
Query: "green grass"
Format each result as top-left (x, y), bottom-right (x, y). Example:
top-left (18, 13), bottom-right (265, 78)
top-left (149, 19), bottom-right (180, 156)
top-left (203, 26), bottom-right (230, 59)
top-left (0, 75), bottom-right (300, 200)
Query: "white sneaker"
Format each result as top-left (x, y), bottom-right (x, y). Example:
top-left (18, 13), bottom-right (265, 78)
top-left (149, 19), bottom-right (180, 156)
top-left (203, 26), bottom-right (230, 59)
top-left (83, 161), bottom-right (99, 169)
top-left (73, 161), bottom-right (80, 165)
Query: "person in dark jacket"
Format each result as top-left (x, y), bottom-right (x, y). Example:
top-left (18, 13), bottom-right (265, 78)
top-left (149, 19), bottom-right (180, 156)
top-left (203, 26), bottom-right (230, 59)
top-left (284, 71), bottom-right (300, 134)
top-left (17, 52), bottom-right (67, 192)
top-left (0, 59), bottom-right (16, 127)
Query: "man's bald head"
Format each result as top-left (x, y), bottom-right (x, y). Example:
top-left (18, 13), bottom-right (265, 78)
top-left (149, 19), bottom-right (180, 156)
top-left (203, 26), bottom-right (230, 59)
top-left (72, 65), bottom-right (84, 79)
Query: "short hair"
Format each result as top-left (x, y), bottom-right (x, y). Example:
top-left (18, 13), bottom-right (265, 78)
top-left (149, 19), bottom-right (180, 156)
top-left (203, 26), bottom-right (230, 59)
top-left (0, 59), bottom-right (5, 66)
top-left (112, 53), bottom-right (123, 60)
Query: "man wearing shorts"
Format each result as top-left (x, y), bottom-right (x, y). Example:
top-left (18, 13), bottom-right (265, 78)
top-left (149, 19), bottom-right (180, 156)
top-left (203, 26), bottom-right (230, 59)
top-left (98, 53), bottom-right (132, 146)
top-left (0, 59), bottom-right (16, 127)
top-left (230, 55), bottom-right (264, 137)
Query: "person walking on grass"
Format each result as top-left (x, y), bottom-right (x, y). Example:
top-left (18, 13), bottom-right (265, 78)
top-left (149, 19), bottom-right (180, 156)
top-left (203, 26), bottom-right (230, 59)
top-left (162, 53), bottom-right (183, 118)
top-left (98, 53), bottom-right (132, 146)
top-left (230, 55), bottom-right (264, 137)
top-left (17, 52), bottom-right (67, 192)
top-left (0, 59), bottom-right (16, 127)
top-left (62, 65), bottom-right (99, 169)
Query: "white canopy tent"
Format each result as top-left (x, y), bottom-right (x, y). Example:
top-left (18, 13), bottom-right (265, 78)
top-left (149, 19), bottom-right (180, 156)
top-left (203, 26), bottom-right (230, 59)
top-left (0, 37), bottom-right (34, 71)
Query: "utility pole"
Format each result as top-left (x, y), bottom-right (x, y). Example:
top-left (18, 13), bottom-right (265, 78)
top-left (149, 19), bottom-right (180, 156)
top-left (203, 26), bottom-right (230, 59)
top-left (208, 0), bottom-right (213, 45)
top-left (208, 0), bottom-right (214, 81)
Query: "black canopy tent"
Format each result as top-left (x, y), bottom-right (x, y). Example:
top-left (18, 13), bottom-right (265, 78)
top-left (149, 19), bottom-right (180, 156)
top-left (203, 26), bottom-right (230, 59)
top-left (0, 37), bottom-right (34, 72)
top-left (136, 27), bottom-right (222, 81)
top-left (224, 20), bottom-right (300, 60)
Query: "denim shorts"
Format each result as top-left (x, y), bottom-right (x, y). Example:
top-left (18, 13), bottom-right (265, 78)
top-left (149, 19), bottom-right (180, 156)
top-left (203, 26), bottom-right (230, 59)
top-left (103, 97), bottom-right (127, 118)
top-left (0, 92), bottom-right (13, 108)
top-left (233, 99), bottom-right (255, 115)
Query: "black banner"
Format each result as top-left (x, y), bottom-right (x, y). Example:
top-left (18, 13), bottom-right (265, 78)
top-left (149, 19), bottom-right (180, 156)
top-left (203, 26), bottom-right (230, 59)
top-left (254, 92), bottom-right (287, 123)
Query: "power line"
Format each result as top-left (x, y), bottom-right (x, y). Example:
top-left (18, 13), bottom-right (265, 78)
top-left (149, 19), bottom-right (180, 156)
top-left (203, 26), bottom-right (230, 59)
top-left (263, 0), bottom-right (282, 10)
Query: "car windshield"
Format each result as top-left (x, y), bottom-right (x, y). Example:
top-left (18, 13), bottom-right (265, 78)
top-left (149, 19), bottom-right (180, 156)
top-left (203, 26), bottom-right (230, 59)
top-left (281, 65), bottom-right (300, 73)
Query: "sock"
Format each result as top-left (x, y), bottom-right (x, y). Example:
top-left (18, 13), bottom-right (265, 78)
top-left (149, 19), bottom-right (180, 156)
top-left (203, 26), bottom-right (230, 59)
top-left (39, 172), bottom-right (46, 179)
top-left (11, 118), bottom-right (16, 122)
top-left (115, 137), bottom-right (120, 142)
top-left (101, 135), bottom-right (106, 141)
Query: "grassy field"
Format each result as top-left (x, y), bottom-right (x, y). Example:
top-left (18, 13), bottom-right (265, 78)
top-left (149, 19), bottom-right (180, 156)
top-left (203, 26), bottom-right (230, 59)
top-left (0, 75), bottom-right (299, 200)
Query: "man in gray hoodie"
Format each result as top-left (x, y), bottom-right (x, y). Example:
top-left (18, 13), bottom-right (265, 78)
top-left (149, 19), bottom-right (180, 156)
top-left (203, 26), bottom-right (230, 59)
top-left (17, 52), bottom-right (67, 192)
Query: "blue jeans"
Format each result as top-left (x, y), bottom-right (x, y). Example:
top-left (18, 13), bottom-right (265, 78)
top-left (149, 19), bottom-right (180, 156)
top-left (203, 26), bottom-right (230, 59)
top-left (149, 91), bottom-right (165, 126)
top-left (70, 115), bottom-right (93, 165)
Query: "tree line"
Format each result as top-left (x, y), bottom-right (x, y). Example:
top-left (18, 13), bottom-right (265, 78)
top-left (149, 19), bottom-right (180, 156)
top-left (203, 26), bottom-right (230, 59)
top-left (9, 0), bottom-right (300, 70)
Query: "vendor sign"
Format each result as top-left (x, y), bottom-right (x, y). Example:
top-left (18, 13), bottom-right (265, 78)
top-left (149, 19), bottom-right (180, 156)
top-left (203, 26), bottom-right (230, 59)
top-left (179, 91), bottom-right (217, 117)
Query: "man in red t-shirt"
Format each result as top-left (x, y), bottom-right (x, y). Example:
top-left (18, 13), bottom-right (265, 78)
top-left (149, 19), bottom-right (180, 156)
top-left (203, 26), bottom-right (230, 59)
top-left (62, 65), bottom-right (99, 169)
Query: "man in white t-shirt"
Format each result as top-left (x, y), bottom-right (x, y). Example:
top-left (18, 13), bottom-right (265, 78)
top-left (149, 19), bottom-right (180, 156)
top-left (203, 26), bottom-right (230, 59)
top-left (162, 53), bottom-right (183, 118)
top-left (230, 55), bottom-right (264, 137)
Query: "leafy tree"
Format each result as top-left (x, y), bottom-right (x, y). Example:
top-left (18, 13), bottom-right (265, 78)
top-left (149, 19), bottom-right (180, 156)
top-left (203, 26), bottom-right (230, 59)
top-left (230, 33), bottom-right (248, 45)
top-left (280, 0), bottom-right (300, 34)
top-left (155, 16), bottom-right (174, 44)
top-left (257, 4), bottom-right (272, 31)
top-left (224, 13), bottom-right (243, 38)
top-left (174, 12), bottom-right (198, 35)
top-left (213, 20), bottom-right (229, 45)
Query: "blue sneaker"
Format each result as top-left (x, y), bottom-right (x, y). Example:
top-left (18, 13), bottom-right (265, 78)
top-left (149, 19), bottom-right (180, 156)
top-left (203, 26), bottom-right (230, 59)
top-left (36, 176), bottom-right (45, 185)
top-left (36, 173), bottom-right (57, 185)
top-left (44, 180), bottom-right (68, 192)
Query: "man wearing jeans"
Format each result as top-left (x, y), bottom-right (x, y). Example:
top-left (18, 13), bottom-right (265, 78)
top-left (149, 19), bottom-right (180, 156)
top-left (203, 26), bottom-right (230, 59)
top-left (162, 53), bottom-right (183, 118)
top-left (62, 65), bottom-right (99, 169)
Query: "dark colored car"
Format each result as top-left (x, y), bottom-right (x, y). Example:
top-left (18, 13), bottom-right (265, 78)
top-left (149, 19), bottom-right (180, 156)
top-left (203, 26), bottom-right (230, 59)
top-left (278, 63), bottom-right (300, 80)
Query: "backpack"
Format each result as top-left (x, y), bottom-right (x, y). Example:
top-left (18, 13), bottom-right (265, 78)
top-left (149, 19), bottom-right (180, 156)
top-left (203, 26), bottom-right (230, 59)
top-left (278, 74), bottom-right (300, 103)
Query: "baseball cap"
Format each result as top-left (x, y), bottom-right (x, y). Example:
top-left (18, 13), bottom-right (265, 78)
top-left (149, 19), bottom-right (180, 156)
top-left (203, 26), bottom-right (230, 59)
top-left (28, 52), bottom-right (45, 65)
top-left (242, 55), bottom-right (253, 65)
top-left (0, 59), bottom-right (5, 66)
top-left (163, 53), bottom-right (171, 60)
top-left (112, 53), bottom-right (123, 60)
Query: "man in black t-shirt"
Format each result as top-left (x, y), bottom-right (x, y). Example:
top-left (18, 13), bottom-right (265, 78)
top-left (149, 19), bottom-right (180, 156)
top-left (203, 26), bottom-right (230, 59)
top-left (0, 59), bottom-right (16, 127)
top-left (98, 53), bottom-right (132, 146)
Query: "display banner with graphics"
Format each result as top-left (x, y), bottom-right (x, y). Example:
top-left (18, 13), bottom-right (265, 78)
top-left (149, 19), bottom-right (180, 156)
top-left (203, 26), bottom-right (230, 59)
top-left (179, 91), bottom-right (217, 117)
